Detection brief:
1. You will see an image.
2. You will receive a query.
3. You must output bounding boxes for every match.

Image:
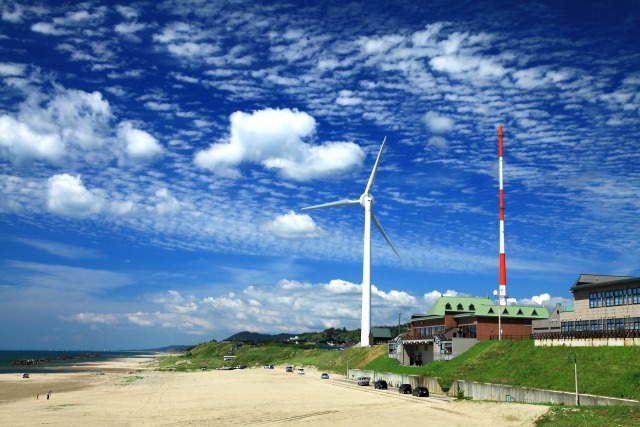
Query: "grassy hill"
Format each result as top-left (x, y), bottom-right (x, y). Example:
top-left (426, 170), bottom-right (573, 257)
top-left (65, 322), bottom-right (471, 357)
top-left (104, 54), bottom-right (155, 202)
top-left (159, 339), bottom-right (640, 401)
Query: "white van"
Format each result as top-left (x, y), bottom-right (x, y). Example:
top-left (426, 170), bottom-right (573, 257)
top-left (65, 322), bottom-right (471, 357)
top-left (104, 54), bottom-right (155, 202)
top-left (297, 368), bottom-right (305, 375)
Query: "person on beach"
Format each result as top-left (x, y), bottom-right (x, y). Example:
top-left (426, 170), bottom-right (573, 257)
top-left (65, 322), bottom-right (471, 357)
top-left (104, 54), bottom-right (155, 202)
top-left (36, 394), bottom-right (39, 399)
top-left (46, 390), bottom-right (51, 400)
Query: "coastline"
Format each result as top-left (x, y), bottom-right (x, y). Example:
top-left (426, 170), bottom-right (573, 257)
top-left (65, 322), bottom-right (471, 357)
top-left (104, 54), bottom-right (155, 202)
top-left (0, 357), bottom-right (548, 426)
top-left (0, 355), bottom-right (157, 404)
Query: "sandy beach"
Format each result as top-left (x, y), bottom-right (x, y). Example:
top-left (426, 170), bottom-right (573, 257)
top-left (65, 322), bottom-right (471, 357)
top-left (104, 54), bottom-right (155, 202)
top-left (0, 356), bottom-right (548, 426)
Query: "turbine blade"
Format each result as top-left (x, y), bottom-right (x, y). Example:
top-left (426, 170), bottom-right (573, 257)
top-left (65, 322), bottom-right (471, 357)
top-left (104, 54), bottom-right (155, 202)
top-left (302, 199), bottom-right (360, 210)
top-left (371, 212), bottom-right (400, 258)
top-left (364, 136), bottom-right (387, 194)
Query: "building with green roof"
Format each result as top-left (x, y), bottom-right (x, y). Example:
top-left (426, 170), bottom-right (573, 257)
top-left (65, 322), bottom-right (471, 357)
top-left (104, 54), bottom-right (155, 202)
top-left (390, 295), bottom-right (549, 366)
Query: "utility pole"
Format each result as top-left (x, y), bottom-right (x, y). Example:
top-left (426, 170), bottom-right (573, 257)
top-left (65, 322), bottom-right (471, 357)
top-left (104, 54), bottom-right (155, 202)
top-left (397, 313), bottom-right (401, 338)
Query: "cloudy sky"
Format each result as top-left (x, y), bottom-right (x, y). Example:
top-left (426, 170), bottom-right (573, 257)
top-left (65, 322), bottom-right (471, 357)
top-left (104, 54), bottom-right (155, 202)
top-left (0, 0), bottom-right (638, 350)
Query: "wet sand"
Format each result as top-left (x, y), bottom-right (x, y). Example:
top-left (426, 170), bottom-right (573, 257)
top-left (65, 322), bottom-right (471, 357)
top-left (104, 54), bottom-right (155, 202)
top-left (0, 357), bottom-right (548, 426)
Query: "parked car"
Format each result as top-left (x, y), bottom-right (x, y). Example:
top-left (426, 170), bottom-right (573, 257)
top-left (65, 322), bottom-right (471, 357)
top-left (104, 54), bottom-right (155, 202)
top-left (233, 365), bottom-right (247, 370)
top-left (297, 368), bottom-right (305, 375)
top-left (285, 365), bottom-right (294, 372)
top-left (263, 364), bottom-right (274, 369)
top-left (321, 373), bottom-right (329, 379)
top-left (22, 373), bottom-right (29, 379)
top-left (357, 377), bottom-right (370, 386)
top-left (398, 384), bottom-right (412, 394)
top-left (412, 386), bottom-right (429, 397)
top-left (374, 380), bottom-right (387, 389)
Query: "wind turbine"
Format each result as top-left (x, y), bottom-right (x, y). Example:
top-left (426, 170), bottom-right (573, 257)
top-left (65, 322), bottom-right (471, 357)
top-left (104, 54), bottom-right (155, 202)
top-left (302, 137), bottom-right (399, 347)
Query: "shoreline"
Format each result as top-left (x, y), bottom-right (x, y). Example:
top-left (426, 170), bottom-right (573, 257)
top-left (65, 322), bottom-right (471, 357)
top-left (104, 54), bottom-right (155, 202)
top-left (0, 356), bottom-right (158, 404)
top-left (0, 357), bottom-right (548, 426)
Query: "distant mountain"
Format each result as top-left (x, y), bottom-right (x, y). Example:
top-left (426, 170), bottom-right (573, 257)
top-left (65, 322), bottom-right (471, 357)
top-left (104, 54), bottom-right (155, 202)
top-left (223, 331), bottom-right (297, 342)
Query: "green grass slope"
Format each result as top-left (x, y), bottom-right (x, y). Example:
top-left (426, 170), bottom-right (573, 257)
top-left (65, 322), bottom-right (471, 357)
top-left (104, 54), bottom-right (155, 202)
top-left (159, 339), bottom-right (640, 400)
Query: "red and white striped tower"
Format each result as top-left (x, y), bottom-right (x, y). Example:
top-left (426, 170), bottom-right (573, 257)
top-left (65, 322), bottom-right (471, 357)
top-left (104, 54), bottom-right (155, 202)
top-left (498, 125), bottom-right (507, 306)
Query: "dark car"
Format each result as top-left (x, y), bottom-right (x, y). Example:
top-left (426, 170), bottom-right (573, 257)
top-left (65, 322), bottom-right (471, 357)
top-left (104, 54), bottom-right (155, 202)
top-left (412, 386), bottom-right (429, 397)
top-left (285, 365), bottom-right (294, 372)
top-left (398, 384), bottom-right (412, 394)
top-left (374, 380), bottom-right (387, 389)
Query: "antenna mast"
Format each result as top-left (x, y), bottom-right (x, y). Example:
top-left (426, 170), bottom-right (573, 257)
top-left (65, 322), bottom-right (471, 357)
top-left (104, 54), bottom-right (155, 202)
top-left (498, 125), bottom-right (507, 306)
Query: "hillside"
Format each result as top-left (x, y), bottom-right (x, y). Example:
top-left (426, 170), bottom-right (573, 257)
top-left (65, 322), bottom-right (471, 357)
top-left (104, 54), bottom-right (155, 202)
top-left (160, 339), bottom-right (640, 401)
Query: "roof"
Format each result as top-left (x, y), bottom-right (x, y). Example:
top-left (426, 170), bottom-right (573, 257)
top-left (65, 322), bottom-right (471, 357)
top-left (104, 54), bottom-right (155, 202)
top-left (426, 296), bottom-right (495, 316)
top-left (370, 327), bottom-right (392, 338)
top-left (410, 295), bottom-right (549, 322)
top-left (569, 274), bottom-right (640, 293)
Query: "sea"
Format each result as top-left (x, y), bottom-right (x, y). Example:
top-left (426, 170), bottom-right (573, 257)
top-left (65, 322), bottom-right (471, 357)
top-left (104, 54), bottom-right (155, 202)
top-left (0, 350), bottom-right (156, 374)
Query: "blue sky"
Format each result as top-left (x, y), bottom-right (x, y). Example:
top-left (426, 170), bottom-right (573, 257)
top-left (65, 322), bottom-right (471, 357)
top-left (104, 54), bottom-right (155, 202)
top-left (0, 0), bottom-right (638, 350)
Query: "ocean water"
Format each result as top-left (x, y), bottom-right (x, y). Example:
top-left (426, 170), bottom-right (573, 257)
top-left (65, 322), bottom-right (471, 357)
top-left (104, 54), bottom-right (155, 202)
top-left (0, 350), bottom-right (154, 374)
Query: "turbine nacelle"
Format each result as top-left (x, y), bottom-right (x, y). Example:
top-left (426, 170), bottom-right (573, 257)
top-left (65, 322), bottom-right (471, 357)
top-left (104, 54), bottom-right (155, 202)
top-left (359, 193), bottom-right (373, 208)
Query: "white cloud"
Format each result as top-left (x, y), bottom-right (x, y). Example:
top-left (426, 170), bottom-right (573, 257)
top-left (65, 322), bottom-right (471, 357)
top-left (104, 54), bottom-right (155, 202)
top-left (59, 273), bottom-right (574, 339)
top-left (519, 293), bottom-right (574, 311)
top-left (0, 62), bottom-right (26, 76)
top-left (117, 121), bottom-right (164, 165)
top-left (116, 5), bottom-right (139, 20)
top-left (428, 136), bottom-right (448, 149)
top-left (154, 188), bottom-right (181, 216)
top-left (110, 200), bottom-right (135, 216)
top-left (72, 312), bottom-right (119, 324)
top-left (7, 260), bottom-right (133, 292)
top-left (360, 34), bottom-right (404, 54)
top-left (194, 108), bottom-right (365, 180)
top-left (15, 238), bottom-right (100, 259)
top-left (0, 85), bottom-right (113, 165)
top-left (423, 111), bottom-right (454, 134)
top-left (0, 115), bottom-right (65, 164)
top-left (2, 4), bottom-right (24, 23)
top-left (31, 22), bottom-right (69, 35)
top-left (47, 174), bottom-right (103, 218)
top-left (336, 90), bottom-right (362, 106)
top-left (261, 211), bottom-right (324, 239)
top-left (115, 21), bottom-right (145, 35)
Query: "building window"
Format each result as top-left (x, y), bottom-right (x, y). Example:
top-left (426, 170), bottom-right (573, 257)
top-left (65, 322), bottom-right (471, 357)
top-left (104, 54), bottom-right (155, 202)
top-left (605, 291), bottom-right (614, 307)
top-left (458, 325), bottom-right (477, 338)
top-left (590, 319), bottom-right (600, 331)
top-left (582, 320), bottom-right (590, 331)
top-left (632, 288), bottom-right (640, 304)
top-left (575, 322), bottom-right (582, 332)
top-left (415, 326), bottom-right (444, 336)
top-left (615, 318), bottom-right (624, 330)
top-left (607, 319), bottom-right (615, 331)
top-left (589, 292), bottom-right (598, 308)
top-left (614, 290), bottom-right (624, 306)
top-left (633, 318), bottom-right (640, 330)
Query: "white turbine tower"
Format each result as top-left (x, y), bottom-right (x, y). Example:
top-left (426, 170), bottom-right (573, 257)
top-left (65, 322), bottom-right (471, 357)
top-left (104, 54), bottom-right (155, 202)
top-left (302, 137), bottom-right (399, 347)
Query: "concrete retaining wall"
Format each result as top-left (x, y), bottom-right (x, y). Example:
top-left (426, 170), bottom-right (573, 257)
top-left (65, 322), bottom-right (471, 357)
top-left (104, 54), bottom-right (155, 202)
top-left (451, 380), bottom-right (640, 406)
top-left (348, 369), bottom-right (444, 395)
top-left (535, 337), bottom-right (639, 347)
top-left (347, 369), bottom-right (639, 406)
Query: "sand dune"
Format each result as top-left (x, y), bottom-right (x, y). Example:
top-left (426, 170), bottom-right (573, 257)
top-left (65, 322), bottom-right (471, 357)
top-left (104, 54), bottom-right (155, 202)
top-left (0, 357), bottom-right (548, 426)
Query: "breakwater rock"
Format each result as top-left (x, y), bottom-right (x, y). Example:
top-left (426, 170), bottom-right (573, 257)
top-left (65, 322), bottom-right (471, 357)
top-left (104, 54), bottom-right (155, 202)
top-left (11, 353), bottom-right (100, 366)
top-left (11, 358), bottom-right (51, 366)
